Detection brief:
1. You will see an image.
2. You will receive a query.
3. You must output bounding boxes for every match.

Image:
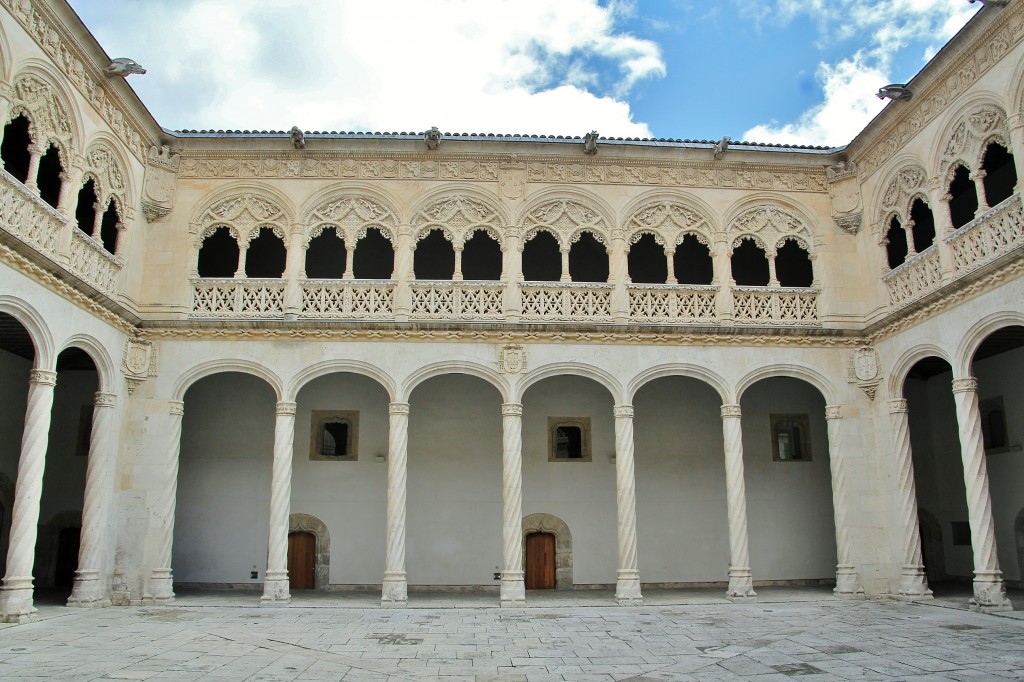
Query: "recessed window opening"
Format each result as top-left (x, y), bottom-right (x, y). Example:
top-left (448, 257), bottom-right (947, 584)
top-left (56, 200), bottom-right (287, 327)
top-left (413, 229), bottom-right (455, 280)
top-left (547, 417), bottom-right (591, 462)
top-left (197, 226), bottom-right (239, 277)
top-left (774, 239), bottom-right (813, 287)
top-left (522, 230), bottom-right (561, 281)
top-left (947, 165), bottom-right (978, 229)
top-left (981, 142), bottom-right (1017, 208)
top-left (885, 216), bottom-right (908, 268)
top-left (74, 179), bottom-right (99, 236)
top-left (0, 115), bottom-right (31, 183)
top-left (245, 227), bottom-right (287, 278)
top-left (322, 421), bottom-right (348, 456)
top-left (980, 396), bottom-right (1008, 451)
top-left (674, 234), bottom-right (713, 284)
top-left (460, 229), bottom-right (502, 280)
top-left (352, 227), bottom-right (394, 279)
top-left (568, 231), bottom-right (609, 282)
top-left (309, 410), bottom-right (358, 461)
top-left (771, 414), bottom-right (811, 461)
top-left (909, 198), bottom-right (936, 253)
top-left (36, 145), bottom-right (63, 208)
top-left (305, 227), bottom-right (346, 278)
top-left (99, 200), bottom-right (120, 254)
top-left (627, 233), bottom-right (667, 284)
top-left (730, 238), bottom-right (769, 286)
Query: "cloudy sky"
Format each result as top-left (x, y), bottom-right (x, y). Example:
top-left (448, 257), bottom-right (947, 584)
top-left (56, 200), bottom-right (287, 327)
top-left (68, 0), bottom-right (980, 147)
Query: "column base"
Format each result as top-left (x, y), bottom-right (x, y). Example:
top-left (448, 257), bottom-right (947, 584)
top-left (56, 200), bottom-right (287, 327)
top-left (834, 565), bottom-right (866, 599)
top-left (67, 569), bottom-right (111, 608)
top-left (726, 567), bottom-right (757, 602)
top-left (260, 571), bottom-right (291, 606)
top-left (500, 571), bottom-right (526, 607)
top-left (615, 569), bottom-right (643, 606)
top-left (146, 567), bottom-right (175, 604)
top-left (0, 577), bottom-right (36, 623)
top-left (896, 564), bottom-right (933, 601)
top-left (381, 571), bottom-right (407, 607)
top-left (970, 571), bottom-right (1013, 613)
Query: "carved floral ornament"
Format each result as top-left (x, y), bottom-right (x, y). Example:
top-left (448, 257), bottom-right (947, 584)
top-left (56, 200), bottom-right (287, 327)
top-left (10, 73), bottom-right (74, 159)
top-left (522, 199), bottom-right (608, 248)
top-left (938, 104), bottom-right (1009, 180)
top-left (625, 200), bottom-right (713, 248)
top-left (191, 193), bottom-right (289, 242)
top-left (84, 143), bottom-right (129, 210)
top-left (304, 195), bottom-right (397, 244)
top-left (728, 205), bottom-right (812, 253)
top-left (413, 195), bottom-right (505, 246)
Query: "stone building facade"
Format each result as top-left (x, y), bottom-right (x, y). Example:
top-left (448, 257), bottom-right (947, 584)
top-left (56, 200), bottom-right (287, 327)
top-left (0, 0), bottom-right (1021, 622)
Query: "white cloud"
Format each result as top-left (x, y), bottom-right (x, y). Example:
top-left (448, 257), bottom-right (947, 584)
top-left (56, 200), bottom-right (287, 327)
top-left (78, 0), bottom-right (664, 137)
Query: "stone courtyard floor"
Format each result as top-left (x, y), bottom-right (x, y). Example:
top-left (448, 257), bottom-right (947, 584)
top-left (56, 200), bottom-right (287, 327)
top-left (0, 587), bottom-right (1022, 680)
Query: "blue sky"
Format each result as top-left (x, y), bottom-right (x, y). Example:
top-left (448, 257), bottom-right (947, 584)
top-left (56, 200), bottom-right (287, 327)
top-left (68, 0), bottom-right (979, 147)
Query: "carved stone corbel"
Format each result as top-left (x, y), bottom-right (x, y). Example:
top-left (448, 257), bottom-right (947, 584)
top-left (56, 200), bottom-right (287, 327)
top-left (142, 145), bottom-right (179, 222)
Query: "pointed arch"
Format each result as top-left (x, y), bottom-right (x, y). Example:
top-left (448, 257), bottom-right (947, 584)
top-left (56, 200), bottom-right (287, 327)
top-left (936, 98), bottom-right (1010, 185)
top-left (621, 191), bottom-right (717, 249)
top-left (9, 62), bottom-right (82, 163)
top-left (409, 186), bottom-right (508, 246)
top-left (517, 189), bottom-right (613, 249)
top-left (189, 184), bottom-right (295, 245)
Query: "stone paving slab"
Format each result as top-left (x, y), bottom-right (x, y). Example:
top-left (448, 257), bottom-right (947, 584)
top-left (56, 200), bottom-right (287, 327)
top-left (0, 596), bottom-right (1022, 680)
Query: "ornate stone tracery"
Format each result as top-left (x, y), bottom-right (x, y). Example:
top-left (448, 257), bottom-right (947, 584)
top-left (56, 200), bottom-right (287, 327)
top-left (192, 193), bottom-right (289, 247)
top-left (939, 104), bottom-right (1009, 181)
top-left (304, 195), bottom-right (397, 245)
top-left (521, 198), bottom-right (608, 248)
top-left (9, 72), bottom-right (75, 163)
top-left (728, 204), bottom-right (812, 255)
top-left (624, 199), bottom-right (714, 249)
top-left (877, 165), bottom-right (929, 235)
top-left (412, 194), bottom-right (505, 246)
top-left (83, 141), bottom-right (130, 216)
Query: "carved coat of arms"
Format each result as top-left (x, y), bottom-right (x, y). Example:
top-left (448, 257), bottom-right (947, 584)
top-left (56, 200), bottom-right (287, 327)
top-left (498, 344), bottom-right (527, 374)
top-left (499, 164), bottom-right (526, 200)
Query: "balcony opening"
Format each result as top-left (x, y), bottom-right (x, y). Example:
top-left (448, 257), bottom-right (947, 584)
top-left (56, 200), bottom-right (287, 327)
top-left (413, 229), bottom-right (455, 280)
top-left (99, 199), bottom-right (120, 254)
top-left (353, 227), bottom-right (394, 279)
top-left (305, 227), bottom-right (346, 278)
top-left (197, 226), bottom-right (239, 277)
top-left (568, 231), bottom-right (608, 283)
top-left (981, 142), bottom-right (1017, 208)
top-left (37, 144), bottom-right (63, 209)
top-left (627, 233), bottom-right (667, 284)
top-left (245, 227), bottom-right (287, 278)
top-left (885, 216), bottom-right (908, 268)
top-left (0, 114), bottom-right (31, 183)
top-left (947, 165), bottom-right (978, 229)
top-left (730, 238), bottom-right (769, 286)
top-left (910, 198), bottom-right (936, 253)
top-left (673, 234), bottom-right (713, 285)
top-left (74, 179), bottom-right (99, 236)
top-left (775, 238), bottom-right (813, 287)
top-left (522, 230), bottom-right (561, 281)
top-left (461, 229), bottom-right (502, 280)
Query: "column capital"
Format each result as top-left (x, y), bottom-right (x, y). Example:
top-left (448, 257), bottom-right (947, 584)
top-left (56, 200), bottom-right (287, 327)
top-left (168, 400), bottom-right (184, 416)
top-left (389, 401), bottom-right (410, 415)
top-left (501, 403), bottom-right (523, 417)
top-left (887, 398), bottom-right (909, 414)
top-left (613, 404), bottom-right (634, 419)
top-left (28, 369), bottom-right (57, 386)
top-left (275, 401), bottom-right (297, 416)
top-left (951, 377), bottom-right (978, 394)
top-left (397, 223), bottom-right (412, 237)
top-left (720, 404), bottom-right (741, 418)
top-left (94, 392), bottom-right (116, 408)
top-left (825, 405), bottom-right (843, 420)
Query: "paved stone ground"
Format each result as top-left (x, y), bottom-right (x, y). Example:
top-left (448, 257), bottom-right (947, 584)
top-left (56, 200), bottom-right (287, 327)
top-left (0, 590), bottom-right (1022, 680)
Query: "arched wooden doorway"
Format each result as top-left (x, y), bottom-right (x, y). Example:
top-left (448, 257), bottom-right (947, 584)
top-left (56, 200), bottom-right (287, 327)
top-left (287, 531), bottom-right (316, 590)
top-left (525, 532), bottom-right (556, 589)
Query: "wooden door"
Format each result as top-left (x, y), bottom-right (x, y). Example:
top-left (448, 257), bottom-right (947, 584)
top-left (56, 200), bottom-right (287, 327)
top-left (525, 532), bottom-right (556, 589)
top-left (287, 531), bottom-right (316, 589)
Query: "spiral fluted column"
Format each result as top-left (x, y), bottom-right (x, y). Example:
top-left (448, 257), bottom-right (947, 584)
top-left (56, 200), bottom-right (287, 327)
top-left (147, 400), bottom-right (184, 603)
top-left (613, 405), bottom-right (643, 605)
top-left (0, 369), bottom-right (57, 622)
top-left (951, 378), bottom-right (1012, 612)
top-left (68, 392), bottom-right (117, 607)
top-left (888, 399), bottom-right (932, 600)
top-left (382, 401), bottom-right (409, 606)
top-left (825, 406), bottom-right (864, 598)
top-left (720, 404), bottom-right (756, 601)
top-left (500, 403), bottom-right (526, 606)
top-left (262, 401), bottom-right (296, 605)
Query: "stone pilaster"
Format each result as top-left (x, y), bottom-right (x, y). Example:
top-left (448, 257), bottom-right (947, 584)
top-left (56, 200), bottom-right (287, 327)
top-left (720, 404), bottom-right (756, 601)
top-left (825, 405), bottom-right (864, 598)
top-left (261, 401), bottom-right (296, 606)
top-left (887, 399), bottom-right (932, 600)
top-left (146, 399), bottom-right (183, 603)
top-left (613, 405), bottom-right (643, 605)
top-left (382, 402), bottom-right (409, 606)
top-left (500, 403), bottom-right (525, 606)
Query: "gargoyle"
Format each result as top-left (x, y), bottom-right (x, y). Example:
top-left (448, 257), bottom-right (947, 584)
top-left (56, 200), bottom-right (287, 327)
top-left (106, 58), bottom-right (146, 77)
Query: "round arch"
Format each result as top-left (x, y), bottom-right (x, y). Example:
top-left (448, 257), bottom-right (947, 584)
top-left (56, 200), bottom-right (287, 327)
top-left (735, 363), bottom-right (835, 404)
top-left (887, 343), bottom-right (955, 398)
top-left (0, 20), bottom-right (11, 83)
top-left (57, 333), bottom-right (116, 393)
top-left (522, 512), bottom-right (573, 589)
top-left (289, 513), bottom-right (331, 590)
top-left (287, 359), bottom-right (397, 402)
top-left (0, 296), bottom-right (54, 369)
top-left (955, 311), bottom-right (1024, 378)
top-left (402, 361), bottom-right (510, 403)
top-left (626, 363), bottom-right (730, 404)
top-left (516, 362), bottom-right (622, 404)
top-left (172, 359), bottom-right (284, 402)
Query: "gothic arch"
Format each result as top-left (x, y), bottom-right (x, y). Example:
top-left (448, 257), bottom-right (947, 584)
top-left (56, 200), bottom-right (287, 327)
top-left (521, 513), bottom-right (573, 589)
top-left (82, 136), bottom-right (135, 214)
top-left (725, 200), bottom-right (816, 256)
top-left (189, 185), bottom-right (295, 244)
top-left (626, 364), bottom-right (730, 405)
top-left (8, 63), bottom-right (82, 165)
top-left (621, 192), bottom-right (717, 249)
top-left (517, 189), bottom-right (613, 249)
top-left (873, 163), bottom-right (929, 238)
top-left (410, 189), bottom-right (507, 247)
top-left (936, 99), bottom-right (1010, 185)
top-left (289, 513), bottom-right (331, 590)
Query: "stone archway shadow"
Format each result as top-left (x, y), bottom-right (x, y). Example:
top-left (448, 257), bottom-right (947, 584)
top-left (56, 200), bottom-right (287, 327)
top-left (289, 513), bottom-right (330, 591)
top-left (522, 513), bottom-right (572, 590)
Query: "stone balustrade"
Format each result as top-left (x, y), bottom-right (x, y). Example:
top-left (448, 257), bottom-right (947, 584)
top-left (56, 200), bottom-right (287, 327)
top-left (628, 284), bottom-right (717, 324)
top-left (68, 229), bottom-right (122, 295)
top-left (191, 278), bottom-right (286, 318)
top-left (883, 246), bottom-right (942, 308)
top-left (301, 279), bottom-right (395, 319)
top-left (732, 287), bottom-right (820, 326)
top-left (520, 282), bottom-right (614, 322)
top-left (0, 168), bottom-right (63, 259)
top-left (947, 193), bottom-right (1023, 276)
top-left (410, 281), bottom-right (504, 321)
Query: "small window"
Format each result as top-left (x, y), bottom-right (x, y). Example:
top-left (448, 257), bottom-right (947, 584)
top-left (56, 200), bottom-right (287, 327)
top-left (771, 414), bottom-right (811, 461)
top-left (547, 417), bottom-right (591, 462)
top-left (309, 410), bottom-right (358, 461)
top-left (980, 396), bottom-right (1008, 452)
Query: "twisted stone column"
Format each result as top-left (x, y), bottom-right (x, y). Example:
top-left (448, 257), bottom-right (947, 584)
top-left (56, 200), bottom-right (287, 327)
top-left (825, 406), bottom-right (864, 598)
top-left (382, 401), bottom-right (409, 606)
top-left (147, 400), bottom-right (183, 603)
top-left (0, 369), bottom-right (56, 623)
top-left (613, 405), bottom-right (643, 605)
top-left (261, 401), bottom-right (295, 605)
top-left (951, 378), bottom-right (1012, 612)
top-left (888, 399), bottom-right (931, 600)
top-left (720, 404), bottom-right (756, 601)
top-left (500, 403), bottom-right (525, 606)
top-left (68, 392), bottom-right (117, 607)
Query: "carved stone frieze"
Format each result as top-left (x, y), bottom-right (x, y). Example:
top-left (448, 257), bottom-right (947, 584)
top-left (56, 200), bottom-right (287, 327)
top-left (142, 146), bottom-right (179, 222)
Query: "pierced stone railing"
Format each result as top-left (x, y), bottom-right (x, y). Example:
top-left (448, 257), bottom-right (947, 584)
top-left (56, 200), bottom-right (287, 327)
top-left (883, 246), bottom-right (942, 308)
top-left (946, 193), bottom-right (1023, 276)
top-left (520, 282), bottom-right (614, 322)
top-left (301, 279), bottom-right (395, 319)
top-left (733, 287), bottom-right (819, 325)
top-left (192, 278), bottom-right (286, 317)
top-left (0, 167), bottom-right (63, 258)
top-left (410, 280), bottom-right (504, 320)
top-left (628, 284), bottom-right (717, 323)
top-left (68, 230), bottom-right (122, 294)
